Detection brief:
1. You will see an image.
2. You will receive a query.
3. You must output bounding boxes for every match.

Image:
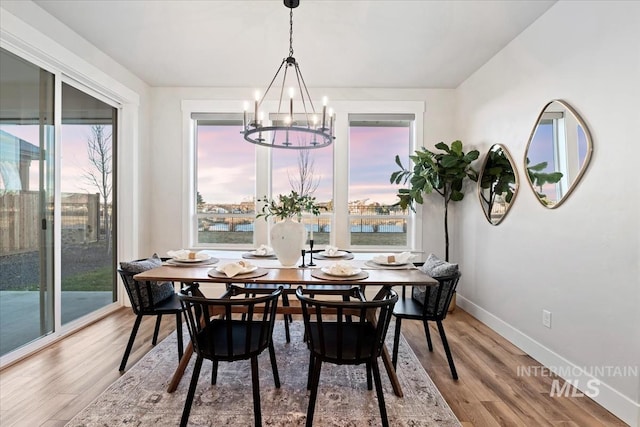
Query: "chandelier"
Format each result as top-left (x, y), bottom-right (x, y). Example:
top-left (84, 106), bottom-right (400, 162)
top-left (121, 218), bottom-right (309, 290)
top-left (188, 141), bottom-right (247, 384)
top-left (242, 0), bottom-right (334, 149)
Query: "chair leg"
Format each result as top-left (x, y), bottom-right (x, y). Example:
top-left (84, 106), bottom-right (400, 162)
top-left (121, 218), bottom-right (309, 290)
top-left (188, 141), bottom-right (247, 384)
top-left (176, 312), bottom-right (184, 360)
top-left (306, 353), bottom-right (314, 390)
top-left (305, 358), bottom-right (322, 427)
top-left (268, 341), bottom-right (281, 388)
top-left (251, 356), bottom-right (262, 427)
top-left (436, 320), bottom-right (458, 380)
top-left (282, 292), bottom-right (291, 343)
top-left (366, 361), bottom-right (373, 390)
top-left (371, 358), bottom-right (390, 427)
top-left (422, 319), bottom-right (433, 351)
top-left (391, 317), bottom-right (402, 370)
top-left (180, 355), bottom-right (203, 427)
top-left (152, 314), bottom-right (163, 345)
top-left (211, 360), bottom-right (218, 385)
top-left (119, 314), bottom-right (143, 371)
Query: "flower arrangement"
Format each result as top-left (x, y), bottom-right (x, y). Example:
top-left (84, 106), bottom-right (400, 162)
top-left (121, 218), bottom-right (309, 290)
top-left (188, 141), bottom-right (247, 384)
top-left (257, 190), bottom-right (322, 220)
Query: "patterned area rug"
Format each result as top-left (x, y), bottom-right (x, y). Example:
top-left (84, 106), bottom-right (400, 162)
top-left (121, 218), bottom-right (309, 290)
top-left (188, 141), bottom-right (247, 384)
top-left (67, 321), bottom-right (460, 426)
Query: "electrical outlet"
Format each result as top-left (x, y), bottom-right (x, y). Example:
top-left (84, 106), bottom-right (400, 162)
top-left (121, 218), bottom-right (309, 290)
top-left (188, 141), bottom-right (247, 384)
top-left (542, 309), bottom-right (552, 328)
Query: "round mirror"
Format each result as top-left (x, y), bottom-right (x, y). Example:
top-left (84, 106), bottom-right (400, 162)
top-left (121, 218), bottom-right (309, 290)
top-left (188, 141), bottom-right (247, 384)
top-left (478, 144), bottom-right (518, 225)
top-left (524, 100), bottom-right (593, 208)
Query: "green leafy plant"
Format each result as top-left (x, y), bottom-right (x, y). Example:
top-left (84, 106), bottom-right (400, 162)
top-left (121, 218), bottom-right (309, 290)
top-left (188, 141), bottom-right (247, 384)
top-left (257, 190), bottom-right (322, 220)
top-left (526, 158), bottom-right (563, 206)
top-left (390, 140), bottom-right (479, 261)
top-left (480, 148), bottom-right (516, 217)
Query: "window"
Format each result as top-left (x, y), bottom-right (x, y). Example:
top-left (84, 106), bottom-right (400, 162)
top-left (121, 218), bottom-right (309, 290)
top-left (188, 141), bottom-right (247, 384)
top-left (186, 101), bottom-right (423, 252)
top-left (193, 114), bottom-right (256, 246)
top-left (348, 114), bottom-right (413, 248)
top-left (272, 146), bottom-right (333, 246)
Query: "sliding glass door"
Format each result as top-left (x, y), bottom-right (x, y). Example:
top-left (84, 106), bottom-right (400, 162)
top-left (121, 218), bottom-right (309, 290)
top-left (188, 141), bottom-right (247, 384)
top-left (0, 48), bottom-right (118, 358)
top-left (60, 83), bottom-right (117, 324)
top-left (0, 49), bottom-right (55, 355)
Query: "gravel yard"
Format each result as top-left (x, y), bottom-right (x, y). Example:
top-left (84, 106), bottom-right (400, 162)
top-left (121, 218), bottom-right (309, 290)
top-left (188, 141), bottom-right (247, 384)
top-left (0, 241), bottom-right (111, 290)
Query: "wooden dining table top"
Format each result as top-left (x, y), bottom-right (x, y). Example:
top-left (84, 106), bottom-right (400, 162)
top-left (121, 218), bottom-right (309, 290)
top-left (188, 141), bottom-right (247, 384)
top-left (133, 258), bottom-right (439, 287)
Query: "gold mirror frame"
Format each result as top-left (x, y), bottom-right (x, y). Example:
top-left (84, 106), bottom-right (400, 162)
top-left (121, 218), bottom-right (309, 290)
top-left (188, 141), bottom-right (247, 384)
top-left (524, 100), bottom-right (593, 209)
top-left (478, 144), bottom-right (519, 225)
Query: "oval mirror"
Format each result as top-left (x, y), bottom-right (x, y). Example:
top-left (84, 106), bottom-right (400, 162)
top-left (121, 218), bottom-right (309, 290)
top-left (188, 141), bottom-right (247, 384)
top-left (478, 144), bottom-right (518, 225)
top-left (524, 100), bottom-right (593, 208)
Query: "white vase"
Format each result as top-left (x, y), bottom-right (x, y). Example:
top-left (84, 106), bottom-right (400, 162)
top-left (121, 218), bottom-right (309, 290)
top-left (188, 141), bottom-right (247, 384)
top-left (270, 217), bottom-right (307, 267)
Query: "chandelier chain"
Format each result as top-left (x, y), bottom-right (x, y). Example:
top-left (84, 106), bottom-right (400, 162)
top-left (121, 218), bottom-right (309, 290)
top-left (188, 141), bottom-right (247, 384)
top-left (289, 7), bottom-right (294, 57)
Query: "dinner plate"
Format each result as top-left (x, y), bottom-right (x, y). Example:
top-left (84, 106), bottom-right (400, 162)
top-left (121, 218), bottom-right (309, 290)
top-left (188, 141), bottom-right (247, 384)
top-left (215, 265), bottom-right (258, 274)
top-left (167, 258), bottom-right (218, 267)
top-left (172, 255), bottom-right (211, 263)
top-left (250, 251), bottom-right (275, 257)
top-left (320, 250), bottom-right (347, 258)
top-left (372, 259), bottom-right (408, 266)
top-left (320, 266), bottom-right (362, 277)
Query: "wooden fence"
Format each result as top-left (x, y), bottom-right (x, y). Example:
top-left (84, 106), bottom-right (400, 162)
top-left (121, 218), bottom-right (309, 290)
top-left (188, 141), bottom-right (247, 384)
top-left (0, 191), bottom-right (100, 255)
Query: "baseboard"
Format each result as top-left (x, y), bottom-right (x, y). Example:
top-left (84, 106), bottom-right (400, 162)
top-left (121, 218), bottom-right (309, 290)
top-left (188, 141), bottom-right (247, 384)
top-left (456, 295), bottom-right (639, 427)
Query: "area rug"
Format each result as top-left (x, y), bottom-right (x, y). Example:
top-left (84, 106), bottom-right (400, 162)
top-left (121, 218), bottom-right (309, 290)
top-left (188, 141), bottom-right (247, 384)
top-left (67, 321), bottom-right (460, 426)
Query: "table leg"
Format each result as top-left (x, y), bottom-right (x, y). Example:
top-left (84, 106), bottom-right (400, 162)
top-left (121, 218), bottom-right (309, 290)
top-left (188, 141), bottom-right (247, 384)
top-left (381, 342), bottom-right (403, 397)
top-left (167, 341), bottom-right (193, 393)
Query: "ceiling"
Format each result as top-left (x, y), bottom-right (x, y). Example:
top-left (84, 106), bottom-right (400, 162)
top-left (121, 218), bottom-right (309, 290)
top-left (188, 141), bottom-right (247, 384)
top-left (32, 0), bottom-right (556, 89)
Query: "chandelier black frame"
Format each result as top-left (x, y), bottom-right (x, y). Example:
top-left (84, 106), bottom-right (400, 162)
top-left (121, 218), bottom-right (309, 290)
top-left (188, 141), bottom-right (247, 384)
top-left (242, 0), bottom-right (334, 149)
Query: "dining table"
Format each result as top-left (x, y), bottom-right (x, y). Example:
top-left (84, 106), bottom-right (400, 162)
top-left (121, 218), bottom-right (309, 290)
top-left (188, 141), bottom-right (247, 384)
top-left (133, 254), bottom-right (438, 397)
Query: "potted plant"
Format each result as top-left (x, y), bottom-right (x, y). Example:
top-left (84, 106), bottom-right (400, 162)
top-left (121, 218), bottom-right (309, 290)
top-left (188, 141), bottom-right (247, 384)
top-left (390, 140), bottom-right (479, 261)
top-left (479, 146), bottom-right (517, 223)
top-left (257, 191), bottom-right (321, 266)
top-left (525, 158), bottom-right (563, 207)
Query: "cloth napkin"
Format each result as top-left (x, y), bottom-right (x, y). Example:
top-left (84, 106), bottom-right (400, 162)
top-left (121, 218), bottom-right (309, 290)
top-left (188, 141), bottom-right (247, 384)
top-left (326, 261), bottom-right (357, 276)
top-left (324, 245), bottom-right (339, 256)
top-left (372, 252), bottom-right (414, 264)
top-left (254, 244), bottom-right (274, 256)
top-left (218, 260), bottom-right (255, 277)
top-left (167, 249), bottom-right (209, 261)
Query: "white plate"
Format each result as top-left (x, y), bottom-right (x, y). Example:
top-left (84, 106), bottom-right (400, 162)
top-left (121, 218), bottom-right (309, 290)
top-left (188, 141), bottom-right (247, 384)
top-left (172, 255), bottom-right (211, 263)
top-left (321, 266), bottom-right (362, 277)
top-left (250, 251), bottom-right (275, 257)
top-left (372, 259), bottom-right (408, 266)
top-left (215, 265), bottom-right (258, 274)
top-left (321, 250), bottom-right (347, 258)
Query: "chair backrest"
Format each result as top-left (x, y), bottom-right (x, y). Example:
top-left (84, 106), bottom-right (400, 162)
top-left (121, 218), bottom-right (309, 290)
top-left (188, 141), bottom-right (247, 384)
top-left (295, 286), bottom-right (398, 364)
top-left (413, 272), bottom-right (461, 320)
top-left (117, 256), bottom-right (175, 314)
top-left (179, 284), bottom-right (282, 361)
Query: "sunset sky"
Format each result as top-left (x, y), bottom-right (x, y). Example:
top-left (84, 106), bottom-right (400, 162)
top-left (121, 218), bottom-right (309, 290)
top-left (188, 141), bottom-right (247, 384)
top-left (197, 125), bottom-right (410, 206)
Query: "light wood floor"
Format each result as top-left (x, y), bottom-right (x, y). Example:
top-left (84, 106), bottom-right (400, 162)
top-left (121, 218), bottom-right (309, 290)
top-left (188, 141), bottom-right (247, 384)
top-left (0, 306), bottom-right (627, 426)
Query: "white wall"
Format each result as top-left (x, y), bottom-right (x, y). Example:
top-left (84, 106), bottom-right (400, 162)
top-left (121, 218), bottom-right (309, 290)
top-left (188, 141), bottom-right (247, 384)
top-left (454, 1), bottom-right (640, 425)
top-left (144, 87), bottom-right (457, 258)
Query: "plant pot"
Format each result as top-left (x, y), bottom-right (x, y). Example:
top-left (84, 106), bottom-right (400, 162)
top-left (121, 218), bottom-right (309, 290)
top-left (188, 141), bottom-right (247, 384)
top-left (270, 217), bottom-right (307, 267)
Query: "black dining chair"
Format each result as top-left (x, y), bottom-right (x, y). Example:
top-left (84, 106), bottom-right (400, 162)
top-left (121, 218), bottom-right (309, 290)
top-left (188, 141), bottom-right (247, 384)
top-left (179, 284), bottom-right (282, 427)
top-left (117, 255), bottom-right (184, 372)
top-left (296, 286), bottom-right (398, 427)
top-left (241, 283), bottom-right (293, 342)
top-left (391, 272), bottom-right (461, 380)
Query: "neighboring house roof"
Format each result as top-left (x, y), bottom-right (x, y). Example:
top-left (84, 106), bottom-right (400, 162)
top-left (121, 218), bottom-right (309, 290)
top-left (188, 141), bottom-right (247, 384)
top-left (0, 129), bottom-right (40, 191)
